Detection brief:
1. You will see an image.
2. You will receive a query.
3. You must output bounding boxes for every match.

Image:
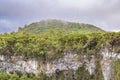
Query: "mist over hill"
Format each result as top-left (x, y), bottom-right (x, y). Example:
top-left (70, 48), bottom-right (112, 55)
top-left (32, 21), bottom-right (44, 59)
top-left (18, 19), bottom-right (105, 34)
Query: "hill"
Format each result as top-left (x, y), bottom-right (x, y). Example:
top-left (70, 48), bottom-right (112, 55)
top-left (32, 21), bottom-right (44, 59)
top-left (1, 19), bottom-right (120, 80)
top-left (18, 19), bottom-right (105, 34)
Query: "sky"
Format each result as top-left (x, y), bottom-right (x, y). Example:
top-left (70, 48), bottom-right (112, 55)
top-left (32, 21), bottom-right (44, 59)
top-left (0, 0), bottom-right (120, 33)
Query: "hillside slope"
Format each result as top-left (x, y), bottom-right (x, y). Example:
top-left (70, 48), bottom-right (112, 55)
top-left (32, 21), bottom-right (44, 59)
top-left (18, 19), bottom-right (105, 34)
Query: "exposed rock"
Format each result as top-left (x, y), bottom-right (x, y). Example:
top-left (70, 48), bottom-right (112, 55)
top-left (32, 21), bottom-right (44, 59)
top-left (0, 48), bottom-right (120, 80)
top-left (41, 52), bottom-right (82, 76)
top-left (101, 47), bottom-right (120, 80)
top-left (0, 55), bottom-right (38, 75)
top-left (85, 55), bottom-right (96, 75)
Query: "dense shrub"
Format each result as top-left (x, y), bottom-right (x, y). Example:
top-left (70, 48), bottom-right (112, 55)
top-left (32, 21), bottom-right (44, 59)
top-left (0, 32), bottom-right (120, 59)
top-left (0, 32), bottom-right (120, 80)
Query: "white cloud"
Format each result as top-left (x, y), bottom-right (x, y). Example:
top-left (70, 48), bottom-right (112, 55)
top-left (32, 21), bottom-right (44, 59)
top-left (57, 0), bottom-right (118, 9)
top-left (0, 0), bottom-right (120, 32)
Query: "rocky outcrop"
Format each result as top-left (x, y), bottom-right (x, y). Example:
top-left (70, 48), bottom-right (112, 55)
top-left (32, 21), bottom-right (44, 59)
top-left (0, 53), bottom-right (95, 76)
top-left (0, 48), bottom-right (119, 80)
top-left (41, 53), bottom-right (82, 76)
top-left (101, 47), bottom-right (120, 80)
top-left (0, 55), bottom-right (38, 75)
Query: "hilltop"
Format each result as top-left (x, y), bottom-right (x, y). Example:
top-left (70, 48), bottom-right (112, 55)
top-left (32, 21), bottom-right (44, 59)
top-left (18, 19), bottom-right (105, 34)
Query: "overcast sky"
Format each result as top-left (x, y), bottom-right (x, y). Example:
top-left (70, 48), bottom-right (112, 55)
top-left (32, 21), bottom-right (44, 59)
top-left (0, 0), bottom-right (120, 33)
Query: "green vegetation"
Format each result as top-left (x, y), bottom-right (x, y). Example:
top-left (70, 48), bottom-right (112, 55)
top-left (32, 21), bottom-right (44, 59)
top-left (18, 20), bottom-right (105, 34)
top-left (0, 20), bottom-right (120, 80)
top-left (0, 32), bottom-right (120, 60)
top-left (113, 59), bottom-right (120, 80)
top-left (0, 72), bottom-right (53, 80)
top-left (76, 66), bottom-right (91, 80)
top-left (0, 33), bottom-right (120, 59)
top-left (0, 32), bottom-right (119, 80)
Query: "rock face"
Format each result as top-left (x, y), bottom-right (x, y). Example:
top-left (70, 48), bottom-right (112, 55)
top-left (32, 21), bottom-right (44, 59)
top-left (0, 53), bottom-right (95, 76)
top-left (42, 53), bottom-right (82, 76)
top-left (85, 55), bottom-right (96, 75)
top-left (0, 48), bottom-right (119, 80)
top-left (0, 55), bottom-right (38, 75)
top-left (101, 47), bottom-right (120, 80)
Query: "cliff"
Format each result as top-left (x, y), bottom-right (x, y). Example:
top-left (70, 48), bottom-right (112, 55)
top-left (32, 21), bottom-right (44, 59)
top-left (0, 45), bottom-right (120, 80)
top-left (0, 32), bottom-right (120, 80)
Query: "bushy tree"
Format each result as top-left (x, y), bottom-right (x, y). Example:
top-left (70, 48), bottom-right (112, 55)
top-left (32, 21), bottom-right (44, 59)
top-left (9, 72), bottom-right (19, 80)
